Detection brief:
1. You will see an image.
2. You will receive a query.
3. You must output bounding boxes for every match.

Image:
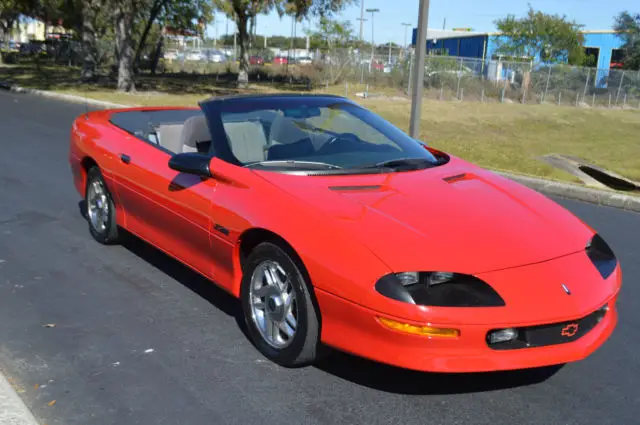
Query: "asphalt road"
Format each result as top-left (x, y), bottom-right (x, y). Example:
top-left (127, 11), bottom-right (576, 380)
top-left (0, 90), bottom-right (638, 425)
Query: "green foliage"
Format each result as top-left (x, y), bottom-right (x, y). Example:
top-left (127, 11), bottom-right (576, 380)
top-left (305, 15), bottom-right (354, 50)
top-left (614, 11), bottom-right (640, 70)
top-left (494, 5), bottom-right (585, 65)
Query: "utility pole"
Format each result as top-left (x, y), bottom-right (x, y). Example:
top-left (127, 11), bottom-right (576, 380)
top-left (409, 0), bottom-right (430, 138)
top-left (366, 8), bottom-right (379, 67)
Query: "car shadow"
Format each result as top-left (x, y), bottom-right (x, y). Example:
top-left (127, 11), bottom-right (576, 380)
top-left (77, 200), bottom-right (563, 395)
top-left (314, 347), bottom-right (564, 395)
top-left (118, 230), bottom-right (241, 319)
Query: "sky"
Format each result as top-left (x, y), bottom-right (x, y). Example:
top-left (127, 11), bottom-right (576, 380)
top-left (207, 0), bottom-right (638, 46)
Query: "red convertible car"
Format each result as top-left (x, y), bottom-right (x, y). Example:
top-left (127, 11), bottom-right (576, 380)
top-left (68, 94), bottom-right (621, 372)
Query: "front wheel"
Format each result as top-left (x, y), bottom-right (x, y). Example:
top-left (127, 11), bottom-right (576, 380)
top-left (241, 242), bottom-right (320, 367)
top-left (85, 166), bottom-right (120, 244)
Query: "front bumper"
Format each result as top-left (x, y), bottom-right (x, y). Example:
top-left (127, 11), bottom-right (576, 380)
top-left (315, 289), bottom-right (618, 373)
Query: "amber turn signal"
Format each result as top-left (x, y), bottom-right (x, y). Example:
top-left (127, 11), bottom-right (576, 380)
top-left (377, 317), bottom-right (460, 338)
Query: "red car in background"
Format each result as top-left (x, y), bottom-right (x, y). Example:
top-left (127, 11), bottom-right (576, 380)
top-left (272, 56), bottom-right (288, 65)
top-left (250, 55), bottom-right (264, 65)
top-left (68, 94), bottom-right (621, 373)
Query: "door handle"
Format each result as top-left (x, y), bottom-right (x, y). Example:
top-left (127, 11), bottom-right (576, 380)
top-left (120, 154), bottom-right (131, 164)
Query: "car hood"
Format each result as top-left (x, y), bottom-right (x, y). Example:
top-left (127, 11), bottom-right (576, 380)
top-left (254, 157), bottom-right (594, 274)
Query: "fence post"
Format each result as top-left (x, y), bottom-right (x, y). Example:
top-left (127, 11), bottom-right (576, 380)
top-left (460, 88), bottom-right (464, 102)
top-left (481, 88), bottom-right (485, 103)
top-left (608, 93), bottom-right (612, 108)
top-left (500, 88), bottom-right (505, 103)
top-left (623, 92), bottom-right (627, 107)
top-left (583, 67), bottom-right (591, 100)
top-left (407, 55), bottom-right (412, 96)
top-left (544, 66), bottom-right (552, 101)
top-left (522, 87), bottom-right (526, 104)
top-left (575, 94), bottom-right (579, 107)
top-left (557, 92), bottom-right (562, 105)
top-left (615, 71), bottom-right (625, 105)
top-left (439, 85), bottom-right (444, 101)
top-left (456, 58), bottom-right (463, 99)
top-left (592, 93), bottom-right (596, 107)
top-left (345, 81), bottom-right (348, 97)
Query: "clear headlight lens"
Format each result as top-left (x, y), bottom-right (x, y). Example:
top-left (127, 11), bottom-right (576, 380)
top-left (395, 271), bottom-right (455, 286)
top-left (428, 272), bottom-right (455, 286)
top-left (395, 272), bottom-right (419, 286)
top-left (377, 271), bottom-right (505, 307)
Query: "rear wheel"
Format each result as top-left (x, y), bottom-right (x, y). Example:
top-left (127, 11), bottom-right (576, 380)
top-left (241, 242), bottom-right (320, 367)
top-left (85, 166), bottom-right (120, 244)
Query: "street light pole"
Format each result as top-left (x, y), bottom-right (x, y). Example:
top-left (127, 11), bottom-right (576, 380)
top-left (366, 8), bottom-right (379, 67)
top-left (359, 0), bottom-right (365, 42)
top-left (402, 22), bottom-right (412, 49)
top-left (409, 0), bottom-right (430, 138)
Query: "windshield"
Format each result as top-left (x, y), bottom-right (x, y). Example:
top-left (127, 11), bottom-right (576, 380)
top-left (205, 97), bottom-right (442, 174)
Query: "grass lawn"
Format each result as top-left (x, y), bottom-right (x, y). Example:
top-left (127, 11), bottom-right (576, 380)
top-left (2, 63), bottom-right (639, 183)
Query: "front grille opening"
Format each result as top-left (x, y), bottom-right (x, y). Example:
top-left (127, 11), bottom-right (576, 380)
top-left (487, 305), bottom-right (609, 350)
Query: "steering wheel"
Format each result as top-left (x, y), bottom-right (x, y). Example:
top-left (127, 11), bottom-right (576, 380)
top-left (320, 132), bottom-right (361, 152)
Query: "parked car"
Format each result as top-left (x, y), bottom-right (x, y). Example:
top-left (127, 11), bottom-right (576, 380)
top-left (272, 56), bottom-right (288, 65)
top-left (185, 49), bottom-right (204, 61)
top-left (163, 49), bottom-right (179, 60)
top-left (250, 55), bottom-right (264, 65)
top-left (296, 56), bottom-right (313, 65)
top-left (205, 49), bottom-right (227, 63)
top-left (69, 93), bottom-right (621, 373)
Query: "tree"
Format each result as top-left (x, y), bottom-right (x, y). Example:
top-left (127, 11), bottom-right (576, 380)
top-left (80, 0), bottom-right (102, 81)
top-left (494, 5), bottom-right (585, 65)
top-left (213, 0), bottom-right (354, 87)
top-left (133, 0), bottom-right (213, 73)
top-left (113, 0), bottom-right (137, 91)
top-left (306, 15), bottom-right (353, 50)
top-left (614, 11), bottom-right (640, 70)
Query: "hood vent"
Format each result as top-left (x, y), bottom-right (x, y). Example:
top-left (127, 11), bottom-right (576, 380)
top-left (443, 173), bottom-right (476, 184)
top-left (329, 185), bottom-right (383, 191)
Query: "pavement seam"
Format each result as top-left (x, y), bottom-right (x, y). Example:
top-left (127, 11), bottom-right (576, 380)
top-left (0, 372), bottom-right (41, 425)
top-left (1, 81), bottom-right (638, 212)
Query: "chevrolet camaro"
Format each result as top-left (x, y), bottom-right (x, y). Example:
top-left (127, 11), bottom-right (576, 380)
top-left (68, 94), bottom-right (621, 372)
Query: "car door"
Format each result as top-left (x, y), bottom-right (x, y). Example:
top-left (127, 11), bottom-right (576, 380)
top-left (113, 139), bottom-right (216, 278)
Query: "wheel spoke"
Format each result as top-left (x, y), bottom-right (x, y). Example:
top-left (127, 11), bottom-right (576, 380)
top-left (283, 291), bottom-right (293, 313)
top-left (285, 312), bottom-right (297, 329)
top-left (253, 284), bottom-right (270, 298)
top-left (264, 266), bottom-right (277, 287)
top-left (279, 320), bottom-right (295, 338)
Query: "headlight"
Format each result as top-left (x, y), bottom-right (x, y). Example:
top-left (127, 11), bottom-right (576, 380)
top-left (586, 234), bottom-right (617, 279)
top-left (375, 272), bottom-right (505, 307)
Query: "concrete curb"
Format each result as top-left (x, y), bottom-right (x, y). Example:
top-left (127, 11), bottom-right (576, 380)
top-left (0, 82), bottom-right (129, 109)
top-left (0, 372), bottom-right (40, 425)
top-left (2, 81), bottom-right (638, 213)
top-left (496, 171), bottom-right (640, 213)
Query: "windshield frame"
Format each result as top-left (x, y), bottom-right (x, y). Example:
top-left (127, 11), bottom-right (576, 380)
top-left (199, 94), bottom-right (448, 174)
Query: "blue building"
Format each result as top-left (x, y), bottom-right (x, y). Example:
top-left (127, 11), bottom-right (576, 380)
top-left (412, 29), bottom-right (625, 87)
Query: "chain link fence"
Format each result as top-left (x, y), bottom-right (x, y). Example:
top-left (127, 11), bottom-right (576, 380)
top-left (152, 44), bottom-right (640, 109)
top-left (12, 38), bottom-right (640, 109)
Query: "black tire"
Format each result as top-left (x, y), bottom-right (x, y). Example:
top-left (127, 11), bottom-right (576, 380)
top-left (241, 242), bottom-right (320, 367)
top-left (85, 166), bottom-right (120, 244)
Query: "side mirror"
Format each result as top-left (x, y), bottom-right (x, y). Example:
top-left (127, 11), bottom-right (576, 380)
top-left (168, 152), bottom-right (211, 177)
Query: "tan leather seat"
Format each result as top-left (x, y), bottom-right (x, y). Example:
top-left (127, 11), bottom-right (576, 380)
top-left (223, 121), bottom-right (267, 164)
top-left (180, 115), bottom-right (211, 153)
